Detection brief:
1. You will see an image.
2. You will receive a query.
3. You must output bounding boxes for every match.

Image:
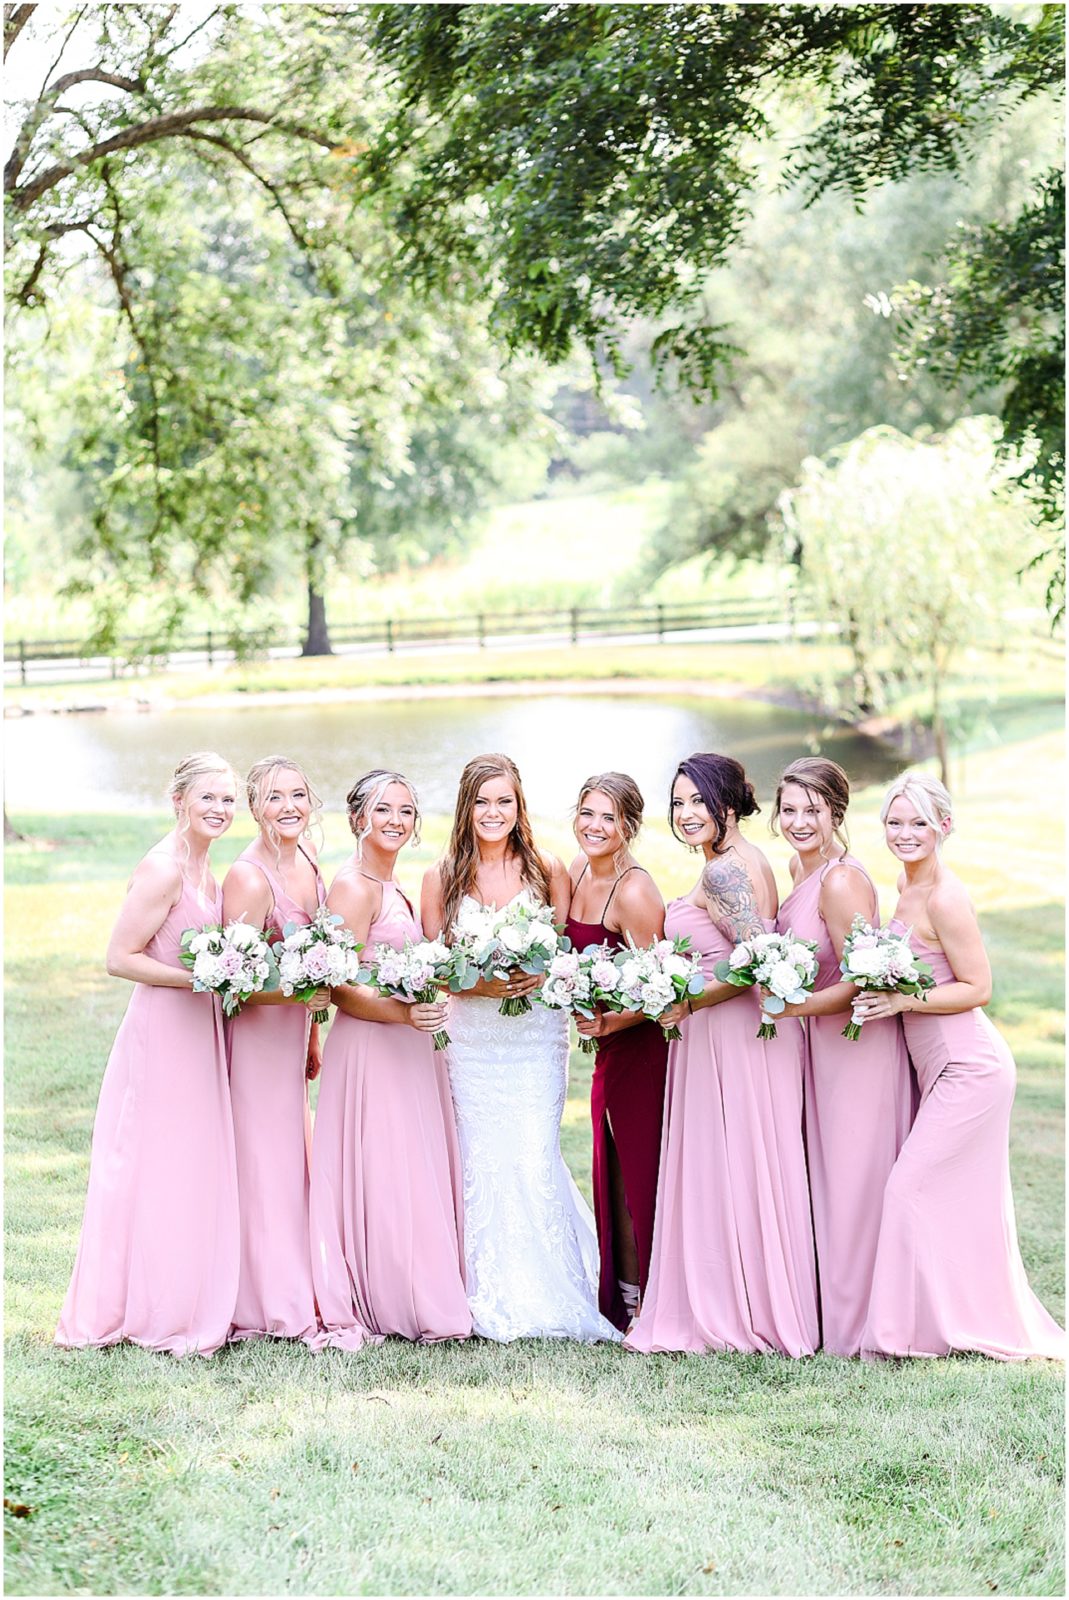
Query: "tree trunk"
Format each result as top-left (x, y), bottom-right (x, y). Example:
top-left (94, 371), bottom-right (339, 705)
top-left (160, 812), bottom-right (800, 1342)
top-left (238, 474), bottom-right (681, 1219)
top-left (931, 655), bottom-right (949, 786)
top-left (301, 536), bottom-right (333, 656)
top-left (4, 802), bottom-right (24, 843)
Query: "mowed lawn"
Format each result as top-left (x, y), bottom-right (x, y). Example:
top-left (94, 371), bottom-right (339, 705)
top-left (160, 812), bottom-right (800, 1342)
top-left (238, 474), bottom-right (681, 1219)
top-left (4, 731), bottom-right (1064, 1596)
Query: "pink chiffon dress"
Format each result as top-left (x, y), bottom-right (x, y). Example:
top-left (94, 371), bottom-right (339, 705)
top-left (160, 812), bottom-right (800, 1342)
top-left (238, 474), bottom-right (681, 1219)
top-left (626, 900), bottom-right (819, 1357)
top-left (309, 879), bottom-right (471, 1345)
top-left (227, 846), bottom-right (325, 1347)
top-left (777, 856), bottom-right (914, 1356)
top-left (56, 877), bottom-right (240, 1356)
top-left (861, 925), bottom-right (1064, 1362)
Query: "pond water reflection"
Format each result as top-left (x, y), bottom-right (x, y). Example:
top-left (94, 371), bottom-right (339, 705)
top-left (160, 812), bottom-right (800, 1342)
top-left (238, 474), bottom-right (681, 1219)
top-left (5, 693), bottom-right (904, 820)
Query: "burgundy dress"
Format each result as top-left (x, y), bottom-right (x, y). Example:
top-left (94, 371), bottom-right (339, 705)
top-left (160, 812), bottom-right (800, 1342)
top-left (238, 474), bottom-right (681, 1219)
top-left (565, 867), bottom-right (668, 1331)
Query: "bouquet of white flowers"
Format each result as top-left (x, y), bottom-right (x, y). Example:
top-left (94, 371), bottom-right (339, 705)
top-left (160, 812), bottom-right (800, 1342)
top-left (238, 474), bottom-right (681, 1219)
top-left (538, 942), bottom-right (625, 1053)
top-left (357, 937), bottom-right (457, 1050)
top-left (180, 920), bottom-right (280, 1017)
top-left (449, 892), bottom-right (564, 1016)
top-left (275, 906), bottom-right (363, 1023)
top-left (611, 935), bottom-right (705, 1042)
top-left (839, 915), bottom-right (935, 1040)
top-left (714, 929), bottom-right (818, 1040)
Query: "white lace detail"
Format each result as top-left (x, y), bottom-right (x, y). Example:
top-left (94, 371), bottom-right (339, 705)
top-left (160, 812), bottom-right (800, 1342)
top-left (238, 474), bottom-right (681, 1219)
top-left (445, 929), bottom-right (621, 1342)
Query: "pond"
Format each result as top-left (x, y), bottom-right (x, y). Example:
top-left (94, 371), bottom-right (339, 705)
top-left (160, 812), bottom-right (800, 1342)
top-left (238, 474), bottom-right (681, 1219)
top-left (3, 692), bottom-right (905, 819)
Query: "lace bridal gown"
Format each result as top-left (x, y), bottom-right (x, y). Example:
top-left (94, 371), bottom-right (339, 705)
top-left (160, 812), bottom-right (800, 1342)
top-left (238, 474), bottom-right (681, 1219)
top-left (445, 899), bottom-right (621, 1343)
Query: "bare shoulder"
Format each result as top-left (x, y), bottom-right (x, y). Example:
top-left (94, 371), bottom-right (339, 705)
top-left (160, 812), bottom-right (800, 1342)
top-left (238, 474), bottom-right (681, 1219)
top-left (616, 866), bottom-right (665, 914)
top-left (821, 860), bottom-right (874, 911)
top-left (328, 865), bottom-right (376, 912)
top-left (422, 860), bottom-right (444, 893)
top-left (927, 870), bottom-right (976, 929)
top-left (223, 856), bottom-right (268, 893)
top-left (541, 850), bottom-right (568, 880)
top-left (700, 851), bottom-right (755, 902)
top-left (130, 849), bottom-right (183, 902)
top-left (566, 851), bottom-right (587, 886)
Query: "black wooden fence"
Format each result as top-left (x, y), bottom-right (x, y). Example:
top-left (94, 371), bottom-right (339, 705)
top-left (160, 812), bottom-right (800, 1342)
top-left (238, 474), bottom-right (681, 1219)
top-left (6, 594), bottom-right (815, 686)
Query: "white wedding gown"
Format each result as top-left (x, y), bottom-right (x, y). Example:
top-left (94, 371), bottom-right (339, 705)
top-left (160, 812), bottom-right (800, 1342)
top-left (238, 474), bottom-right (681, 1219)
top-left (445, 909), bottom-right (621, 1342)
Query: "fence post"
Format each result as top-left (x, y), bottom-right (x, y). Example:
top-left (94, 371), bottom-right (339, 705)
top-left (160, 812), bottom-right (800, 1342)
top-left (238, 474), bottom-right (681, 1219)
top-left (19, 638), bottom-right (26, 687)
top-left (111, 651), bottom-right (118, 680)
top-left (386, 618), bottom-right (394, 654)
top-left (657, 602), bottom-right (665, 643)
top-left (570, 606), bottom-right (579, 646)
top-left (206, 629), bottom-right (214, 667)
top-left (477, 613), bottom-right (485, 649)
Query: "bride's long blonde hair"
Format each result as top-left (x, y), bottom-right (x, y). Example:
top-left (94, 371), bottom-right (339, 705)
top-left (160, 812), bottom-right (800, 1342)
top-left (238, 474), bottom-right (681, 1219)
top-left (439, 753), bottom-right (550, 937)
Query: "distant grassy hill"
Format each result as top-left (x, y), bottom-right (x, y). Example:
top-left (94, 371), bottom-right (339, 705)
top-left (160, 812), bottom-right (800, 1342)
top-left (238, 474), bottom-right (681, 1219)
top-left (5, 477), bottom-right (792, 639)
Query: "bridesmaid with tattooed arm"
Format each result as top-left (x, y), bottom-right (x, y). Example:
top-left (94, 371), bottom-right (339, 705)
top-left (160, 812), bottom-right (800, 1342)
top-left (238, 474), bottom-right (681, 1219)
top-left (626, 753), bottom-right (819, 1357)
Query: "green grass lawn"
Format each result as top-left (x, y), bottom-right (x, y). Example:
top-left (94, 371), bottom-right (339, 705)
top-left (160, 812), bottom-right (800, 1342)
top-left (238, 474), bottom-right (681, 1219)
top-left (4, 733), bottom-right (1064, 1595)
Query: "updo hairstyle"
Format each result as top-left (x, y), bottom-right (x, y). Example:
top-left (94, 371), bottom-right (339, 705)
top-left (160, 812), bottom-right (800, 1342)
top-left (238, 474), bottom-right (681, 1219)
top-left (670, 753), bottom-right (759, 854)
top-left (879, 771), bottom-right (954, 841)
top-left (346, 769), bottom-right (421, 857)
top-left (167, 751), bottom-right (238, 875)
top-left (574, 771), bottom-right (645, 871)
top-left (771, 756), bottom-right (850, 852)
top-left (245, 754), bottom-right (323, 861)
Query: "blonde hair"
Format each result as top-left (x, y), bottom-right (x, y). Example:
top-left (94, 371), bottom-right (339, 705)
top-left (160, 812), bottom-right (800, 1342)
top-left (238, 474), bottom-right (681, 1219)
top-left (167, 751), bottom-right (238, 885)
top-left (879, 771), bottom-right (954, 840)
top-left (574, 772), bottom-right (644, 874)
top-left (245, 755), bottom-right (323, 865)
top-left (346, 769), bottom-right (421, 859)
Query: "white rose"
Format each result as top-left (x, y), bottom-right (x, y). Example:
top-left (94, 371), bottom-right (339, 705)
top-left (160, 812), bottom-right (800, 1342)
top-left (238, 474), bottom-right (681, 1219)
top-left (728, 943), bottom-right (752, 970)
top-left (189, 931), bottom-right (215, 956)
top-left (767, 959), bottom-right (805, 998)
top-left (193, 952), bottom-right (222, 987)
top-left (498, 924), bottom-right (529, 955)
top-left (846, 947), bottom-right (885, 978)
top-left (660, 954), bottom-right (691, 981)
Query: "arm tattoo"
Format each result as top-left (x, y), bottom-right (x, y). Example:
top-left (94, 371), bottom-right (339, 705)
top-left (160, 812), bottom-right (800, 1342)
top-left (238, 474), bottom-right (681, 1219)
top-left (701, 857), bottom-right (765, 943)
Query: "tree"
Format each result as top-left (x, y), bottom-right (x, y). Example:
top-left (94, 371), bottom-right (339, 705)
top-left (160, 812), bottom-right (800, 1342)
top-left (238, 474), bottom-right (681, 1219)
top-left (891, 170), bottom-right (1065, 622)
top-left (365, 3), bottom-right (1062, 382)
top-left (780, 418), bottom-right (1034, 781)
top-left (4, 5), bottom-right (549, 653)
top-left (365, 3), bottom-right (1063, 614)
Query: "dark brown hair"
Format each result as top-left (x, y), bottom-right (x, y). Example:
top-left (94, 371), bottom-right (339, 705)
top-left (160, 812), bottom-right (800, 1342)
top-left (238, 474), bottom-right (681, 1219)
top-left (670, 753), bottom-right (759, 855)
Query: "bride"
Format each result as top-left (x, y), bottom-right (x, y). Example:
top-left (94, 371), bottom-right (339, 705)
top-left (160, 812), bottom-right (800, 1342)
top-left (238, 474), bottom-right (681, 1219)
top-left (422, 753), bottom-right (620, 1343)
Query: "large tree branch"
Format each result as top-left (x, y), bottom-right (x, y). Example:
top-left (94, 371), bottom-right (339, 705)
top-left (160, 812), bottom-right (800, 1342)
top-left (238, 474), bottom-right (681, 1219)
top-left (9, 104), bottom-right (336, 208)
top-left (5, 68), bottom-right (145, 190)
top-left (3, 3), bottom-right (35, 61)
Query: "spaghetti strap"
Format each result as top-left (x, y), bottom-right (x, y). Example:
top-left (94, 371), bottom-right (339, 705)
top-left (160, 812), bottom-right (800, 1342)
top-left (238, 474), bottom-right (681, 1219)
top-left (602, 865), bottom-right (646, 923)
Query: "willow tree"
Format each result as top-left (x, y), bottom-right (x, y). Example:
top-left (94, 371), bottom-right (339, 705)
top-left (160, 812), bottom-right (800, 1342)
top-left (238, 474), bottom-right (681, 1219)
top-left (781, 419), bottom-right (1033, 780)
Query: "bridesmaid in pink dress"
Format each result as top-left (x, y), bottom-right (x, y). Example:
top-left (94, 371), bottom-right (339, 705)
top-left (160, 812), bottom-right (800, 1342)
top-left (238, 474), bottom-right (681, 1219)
top-left (565, 773), bottom-right (668, 1331)
top-left (773, 757), bottom-right (914, 1356)
top-left (56, 752), bottom-right (241, 1356)
top-left (223, 756), bottom-right (329, 1347)
top-left (626, 753), bottom-right (819, 1357)
top-left (308, 768), bottom-right (471, 1346)
top-left (855, 771), bottom-right (1063, 1361)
